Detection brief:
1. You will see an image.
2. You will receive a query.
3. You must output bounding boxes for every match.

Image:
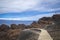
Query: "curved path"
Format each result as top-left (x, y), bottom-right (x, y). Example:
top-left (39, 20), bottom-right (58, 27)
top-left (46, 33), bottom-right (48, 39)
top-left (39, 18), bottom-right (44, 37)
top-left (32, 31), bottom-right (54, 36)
top-left (38, 29), bottom-right (53, 40)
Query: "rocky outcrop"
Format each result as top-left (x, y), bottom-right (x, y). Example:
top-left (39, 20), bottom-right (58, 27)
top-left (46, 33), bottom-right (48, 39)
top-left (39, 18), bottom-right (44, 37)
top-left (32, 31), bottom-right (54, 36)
top-left (0, 14), bottom-right (60, 40)
top-left (47, 14), bottom-right (60, 40)
top-left (19, 28), bottom-right (41, 40)
top-left (38, 17), bottom-right (52, 24)
top-left (52, 14), bottom-right (60, 21)
top-left (7, 29), bottom-right (22, 40)
top-left (31, 21), bottom-right (41, 28)
top-left (18, 24), bottom-right (26, 30)
top-left (0, 24), bottom-right (10, 32)
top-left (37, 17), bottom-right (53, 29)
top-left (10, 24), bottom-right (18, 29)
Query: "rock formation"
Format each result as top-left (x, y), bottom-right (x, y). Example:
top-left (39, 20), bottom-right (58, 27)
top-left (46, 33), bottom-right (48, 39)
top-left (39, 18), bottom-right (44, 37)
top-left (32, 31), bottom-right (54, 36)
top-left (19, 28), bottom-right (41, 40)
top-left (0, 14), bottom-right (60, 40)
top-left (10, 24), bottom-right (18, 29)
top-left (0, 24), bottom-right (10, 32)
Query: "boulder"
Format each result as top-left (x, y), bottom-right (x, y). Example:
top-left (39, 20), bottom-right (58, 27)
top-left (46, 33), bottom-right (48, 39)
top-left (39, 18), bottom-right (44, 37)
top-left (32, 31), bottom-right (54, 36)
top-left (0, 24), bottom-right (10, 32)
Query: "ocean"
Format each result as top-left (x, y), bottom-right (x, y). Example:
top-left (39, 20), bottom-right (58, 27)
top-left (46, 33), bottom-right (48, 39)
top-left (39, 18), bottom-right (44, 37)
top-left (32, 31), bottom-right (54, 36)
top-left (0, 20), bottom-right (33, 25)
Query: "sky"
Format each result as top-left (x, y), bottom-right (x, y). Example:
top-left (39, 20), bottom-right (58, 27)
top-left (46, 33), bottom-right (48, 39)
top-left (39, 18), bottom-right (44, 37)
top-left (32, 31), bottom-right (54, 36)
top-left (0, 0), bottom-right (60, 21)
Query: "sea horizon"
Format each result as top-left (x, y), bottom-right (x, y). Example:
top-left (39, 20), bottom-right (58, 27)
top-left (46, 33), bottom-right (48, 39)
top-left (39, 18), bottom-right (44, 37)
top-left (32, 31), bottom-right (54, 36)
top-left (0, 20), bottom-right (35, 25)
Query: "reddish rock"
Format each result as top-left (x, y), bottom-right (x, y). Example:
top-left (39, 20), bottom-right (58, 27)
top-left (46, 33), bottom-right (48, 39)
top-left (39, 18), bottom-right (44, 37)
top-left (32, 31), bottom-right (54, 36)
top-left (7, 29), bottom-right (22, 40)
top-left (31, 21), bottom-right (41, 28)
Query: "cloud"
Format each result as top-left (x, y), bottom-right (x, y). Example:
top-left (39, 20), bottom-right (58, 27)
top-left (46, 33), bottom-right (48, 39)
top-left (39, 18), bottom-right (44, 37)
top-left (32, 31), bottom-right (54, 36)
top-left (0, 0), bottom-right (39, 13)
top-left (33, 0), bottom-right (60, 12)
top-left (0, 0), bottom-right (60, 13)
top-left (0, 13), bottom-right (56, 21)
top-left (0, 0), bottom-right (60, 21)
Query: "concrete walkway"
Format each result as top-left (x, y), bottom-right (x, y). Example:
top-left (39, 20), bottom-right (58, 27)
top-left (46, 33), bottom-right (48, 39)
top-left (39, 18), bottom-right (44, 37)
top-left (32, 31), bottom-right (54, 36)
top-left (38, 29), bottom-right (53, 40)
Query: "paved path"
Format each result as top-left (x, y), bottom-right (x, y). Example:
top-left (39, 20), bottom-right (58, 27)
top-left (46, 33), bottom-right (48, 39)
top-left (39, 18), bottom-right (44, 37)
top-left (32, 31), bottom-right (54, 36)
top-left (38, 29), bottom-right (53, 40)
